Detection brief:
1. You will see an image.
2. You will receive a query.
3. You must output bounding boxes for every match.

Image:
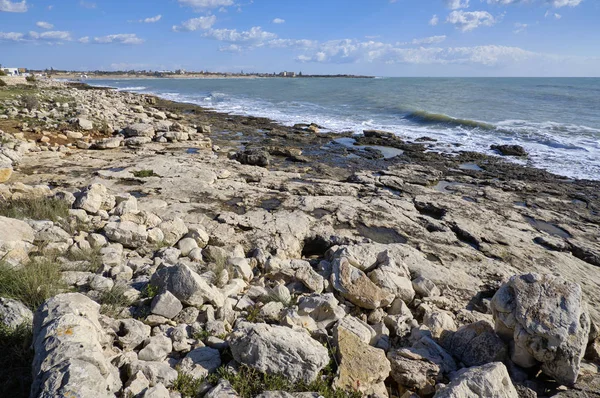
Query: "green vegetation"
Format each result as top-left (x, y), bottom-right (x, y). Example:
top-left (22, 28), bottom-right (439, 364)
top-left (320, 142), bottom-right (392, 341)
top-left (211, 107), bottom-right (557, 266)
top-left (132, 169), bottom-right (157, 178)
top-left (25, 75), bottom-right (36, 83)
top-left (0, 196), bottom-right (70, 222)
top-left (245, 304), bottom-right (263, 323)
top-left (141, 283), bottom-right (160, 299)
top-left (64, 248), bottom-right (103, 273)
top-left (0, 80), bottom-right (6, 88)
top-left (172, 371), bottom-right (204, 398)
top-left (192, 329), bottom-right (211, 341)
top-left (0, 257), bottom-right (67, 310)
top-left (0, 70), bottom-right (6, 76)
top-left (204, 365), bottom-right (362, 398)
top-left (0, 323), bottom-right (33, 398)
top-left (99, 283), bottom-right (132, 317)
top-left (22, 94), bottom-right (39, 111)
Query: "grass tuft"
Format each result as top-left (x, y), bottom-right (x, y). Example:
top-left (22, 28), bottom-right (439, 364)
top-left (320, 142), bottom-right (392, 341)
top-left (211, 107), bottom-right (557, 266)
top-left (99, 283), bottom-right (132, 317)
top-left (0, 257), bottom-right (67, 310)
top-left (0, 196), bottom-right (70, 222)
top-left (172, 371), bottom-right (204, 398)
top-left (64, 247), bottom-right (103, 273)
top-left (0, 323), bottom-right (33, 398)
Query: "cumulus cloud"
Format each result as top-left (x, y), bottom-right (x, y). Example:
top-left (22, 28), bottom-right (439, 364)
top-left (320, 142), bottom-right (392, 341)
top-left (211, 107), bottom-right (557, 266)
top-left (429, 15), bottom-right (439, 26)
top-left (93, 34), bottom-right (144, 45)
top-left (172, 15), bottom-right (217, 32)
top-left (0, 31), bottom-right (25, 41)
top-left (272, 18), bottom-right (285, 24)
top-left (177, 0), bottom-right (234, 10)
top-left (36, 21), bottom-right (54, 29)
top-left (78, 36), bottom-right (90, 43)
top-left (486, 0), bottom-right (581, 7)
top-left (203, 26), bottom-right (278, 46)
top-left (28, 30), bottom-right (72, 41)
top-left (444, 0), bottom-right (470, 9)
top-left (446, 10), bottom-right (497, 32)
top-left (0, 0), bottom-right (27, 12)
top-left (399, 35), bottom-right (447, 46)
top-left (142, 15), bottom-right (161, 23)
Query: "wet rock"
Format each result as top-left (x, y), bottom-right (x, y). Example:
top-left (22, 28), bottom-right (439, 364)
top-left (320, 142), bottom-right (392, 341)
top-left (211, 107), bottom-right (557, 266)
top-left (433, 362), bottom-right (518, 398)
top-left (330, 257), bottom-right (394, 310)
top-left (334, 326), bottom-right (391, 397)
top-left (491, 273), bottom-right (590, 385)
top-left (491, 144), bottom-right (528, 157)
top-left (228, 322), bottom-right (329, 383)
top-left (235, 149), bottom-right (270, 167)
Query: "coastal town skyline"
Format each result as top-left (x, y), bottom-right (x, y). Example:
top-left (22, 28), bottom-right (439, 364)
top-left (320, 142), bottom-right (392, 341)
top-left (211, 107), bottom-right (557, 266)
top-left (1, 0), bottom-right (599, 77)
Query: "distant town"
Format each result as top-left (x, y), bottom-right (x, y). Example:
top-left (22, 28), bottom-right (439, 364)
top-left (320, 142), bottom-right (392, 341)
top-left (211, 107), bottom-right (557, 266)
top-left (1, 65), bottom-right (373, 80)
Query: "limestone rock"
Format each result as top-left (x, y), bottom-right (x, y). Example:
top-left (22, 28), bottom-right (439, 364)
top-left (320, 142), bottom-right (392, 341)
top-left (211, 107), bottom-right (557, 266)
top-left (334, 327), bottom-right (391, 397)
top-left (433, 362), bottom-right (518, 398)
top-left (150, 291), bottom-right (183, 319)
top-left (159, 218), bottom-right (188, 246)
top-left (330, 257), bottom-right (394, 310)
top-left (387, 348), bottom-right (441, 394)
top-left (412, 276), bottom-right (441, 298)
top-left (123, 123), bottom-right (155, 138)
top-left (444, 320), bottom-right (506, 367)
top-left (138, 335), bottom-right (173, 362)
top-left (178, 347), bottom-right (221, 379)
top-left (205, 380), bottom-right (240, 398)
top-left (228, 322), bottom-right (329, 383)
top-left (0, 297), bottom-right (33, 328)
top-left (141, 383), bottom-right (170, 398)
top-left (74, 184), bottom-right (115, 214)
top-left (128, 360), bottom-right (178, 387)
top-left (118, 318), bottom-right (152, 351)
top-left (104, 220), bottom-right (148, 249)
top-left (151, 263), bottom-right (225, 308)
top-left (0, 216), bottom-right (35, 265)
top-left (297, 293), bottom-right (346, 330)
top-left (0, 162), bottom-right (12, 183)
top-left (491, 273), bottom-right (590, 385)
top-left (31, 293), bottom-right (122, 397)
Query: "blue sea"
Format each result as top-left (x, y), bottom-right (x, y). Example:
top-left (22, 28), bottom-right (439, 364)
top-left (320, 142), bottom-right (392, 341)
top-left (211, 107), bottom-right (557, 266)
top-left (90, 77), bottom-right (600, 180)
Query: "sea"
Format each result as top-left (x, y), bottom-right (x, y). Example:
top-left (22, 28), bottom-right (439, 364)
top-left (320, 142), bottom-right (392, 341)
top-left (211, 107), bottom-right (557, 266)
top-left (89, 77), bottom-right (600, 181)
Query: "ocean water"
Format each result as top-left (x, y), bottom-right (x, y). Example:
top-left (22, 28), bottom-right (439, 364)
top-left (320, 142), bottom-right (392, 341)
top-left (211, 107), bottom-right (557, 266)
top-left (90, 77), bottom-right (600, 180)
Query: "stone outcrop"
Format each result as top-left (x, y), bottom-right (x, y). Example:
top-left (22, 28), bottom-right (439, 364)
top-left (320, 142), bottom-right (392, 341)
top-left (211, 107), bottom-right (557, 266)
top-left (31, 293), bottom-right (121, 398)
top-left (491, 273), bottom-right (590, 385)
top-left (433, 362), bottom-right (518, 398)
top-left (228, 322), bottom-right (329, 383)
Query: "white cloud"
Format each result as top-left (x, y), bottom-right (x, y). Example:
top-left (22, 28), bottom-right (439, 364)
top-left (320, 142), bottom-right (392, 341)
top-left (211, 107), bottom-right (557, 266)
top-left (203, 26), bottom-right (278, 45)
top-left (514, 22), bottom-right (528, 33)
top-left (79, 0), bottom-right (96, 9)
top-left (446, 10), bottom-right (497, 32)
top-left (444, 0), bottom-right (470, 9)
top-left (0, 0), bottom-right (27, 12)
top-left (36, 21), bottom-right (54, 29)
top-left (142, 15), bottom-right (161, 23)
top-left (486, 0), bottom-right (581, 7)
top-left (399, 35), bottom-right (447, 46)
top-left (29, 30), bottom-right (72, 41)
top-left (177, 0), bottom-right (234, 10)
top-left (173, 15), bottom-right (217, 32)
top-left (0, 31), bottom-right (24, 41)
top-left (554, 12), bottom-right (562, 18)
top-left (93, 34), bottom-right (144, 45)
top-left (429, 14), bottom-right (439, 26)
top-left (78, 36), bottom-right (90, 43)
top-left (272, 18), bottom-right (285, 24)
top-left (544, 9), bottom-right (563, 18)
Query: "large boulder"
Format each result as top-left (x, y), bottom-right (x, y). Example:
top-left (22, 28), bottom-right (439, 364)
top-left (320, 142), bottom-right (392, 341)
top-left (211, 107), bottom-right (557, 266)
top-left (330, 257), bottom-right (394, 310)
top-left (74, 184), bottom-right (115, 214)
top-left (151, 263), bottom-right (225, 308)
top-left (433, 362), bottom-right (518, 398)
top-left (228, 322), bottom-right (329, 383)
top-left (0, 216), bottom-right (35, 265)
top-left (333, 327), bottom-right (391, 396)
top-left (31, 293), bottom-right (122, 397)
top-left (443, 321), bottom-right (506, 367)
top-left (491, 273), bottom-right (590, 385)
top-left (123, 123), bottom-right (155, 138)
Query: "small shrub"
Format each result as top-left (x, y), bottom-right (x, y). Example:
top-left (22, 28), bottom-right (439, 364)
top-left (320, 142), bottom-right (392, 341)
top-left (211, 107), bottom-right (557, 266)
top-left (0, 257), bottom-right (67, 310)
top-left (22, 94), bottom-right (38, 111)
top-left (0, 80), bottom-right (7, 88)
top-left (132, 169), bottom-right (156, 178)
top-left (245, 304), bottom-right (263, 323)
top-left (0, 197), bottom-right (69, 222)
top-left (25, 75), bottom-right (36, 83)
top-left (99, 283), bottom-right (132, 316)
top-left (0, 323), bottom-right (33, 398)
top-left (192, 329), bottom-right (211, 341)
top-left (172, 371), bottom-right (203, 398)
top-left (141, 283), bottom-right (159, 299)
top-left (0, 70), bottom-right (6, 76)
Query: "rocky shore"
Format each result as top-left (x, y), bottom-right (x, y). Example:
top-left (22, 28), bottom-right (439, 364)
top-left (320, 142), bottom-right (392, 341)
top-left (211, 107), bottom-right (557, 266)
top-left (0, 78), bottom-right (599, 398)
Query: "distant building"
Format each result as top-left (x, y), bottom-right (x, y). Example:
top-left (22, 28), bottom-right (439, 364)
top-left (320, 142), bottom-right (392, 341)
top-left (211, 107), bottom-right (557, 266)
top-left (2, 67), bottom-right (20, 76)
top-left (176, 69), bottom-right (186, 75)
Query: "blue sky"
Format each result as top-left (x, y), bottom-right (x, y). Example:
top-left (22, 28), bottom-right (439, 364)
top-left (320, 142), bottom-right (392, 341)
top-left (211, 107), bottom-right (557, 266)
top-left (1, 0), bottom-right (599, 76)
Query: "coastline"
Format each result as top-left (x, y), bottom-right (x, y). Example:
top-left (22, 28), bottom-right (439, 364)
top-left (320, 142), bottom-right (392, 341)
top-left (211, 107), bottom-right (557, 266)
top-left (1, 78), bottom-right (600, 397)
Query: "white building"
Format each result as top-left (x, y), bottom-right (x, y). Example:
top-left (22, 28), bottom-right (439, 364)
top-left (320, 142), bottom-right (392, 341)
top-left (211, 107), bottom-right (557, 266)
top-left (2, 68), bottom-right (20, 76)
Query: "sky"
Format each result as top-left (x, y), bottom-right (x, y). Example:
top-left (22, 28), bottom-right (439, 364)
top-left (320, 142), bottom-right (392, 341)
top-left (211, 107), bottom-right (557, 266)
top-left (0, 0), bottom-right (599, 76)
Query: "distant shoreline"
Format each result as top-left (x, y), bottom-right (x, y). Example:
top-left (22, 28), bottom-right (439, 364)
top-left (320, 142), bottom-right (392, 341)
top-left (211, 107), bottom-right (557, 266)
top-left (50, 73), bottom-right (375, 80)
